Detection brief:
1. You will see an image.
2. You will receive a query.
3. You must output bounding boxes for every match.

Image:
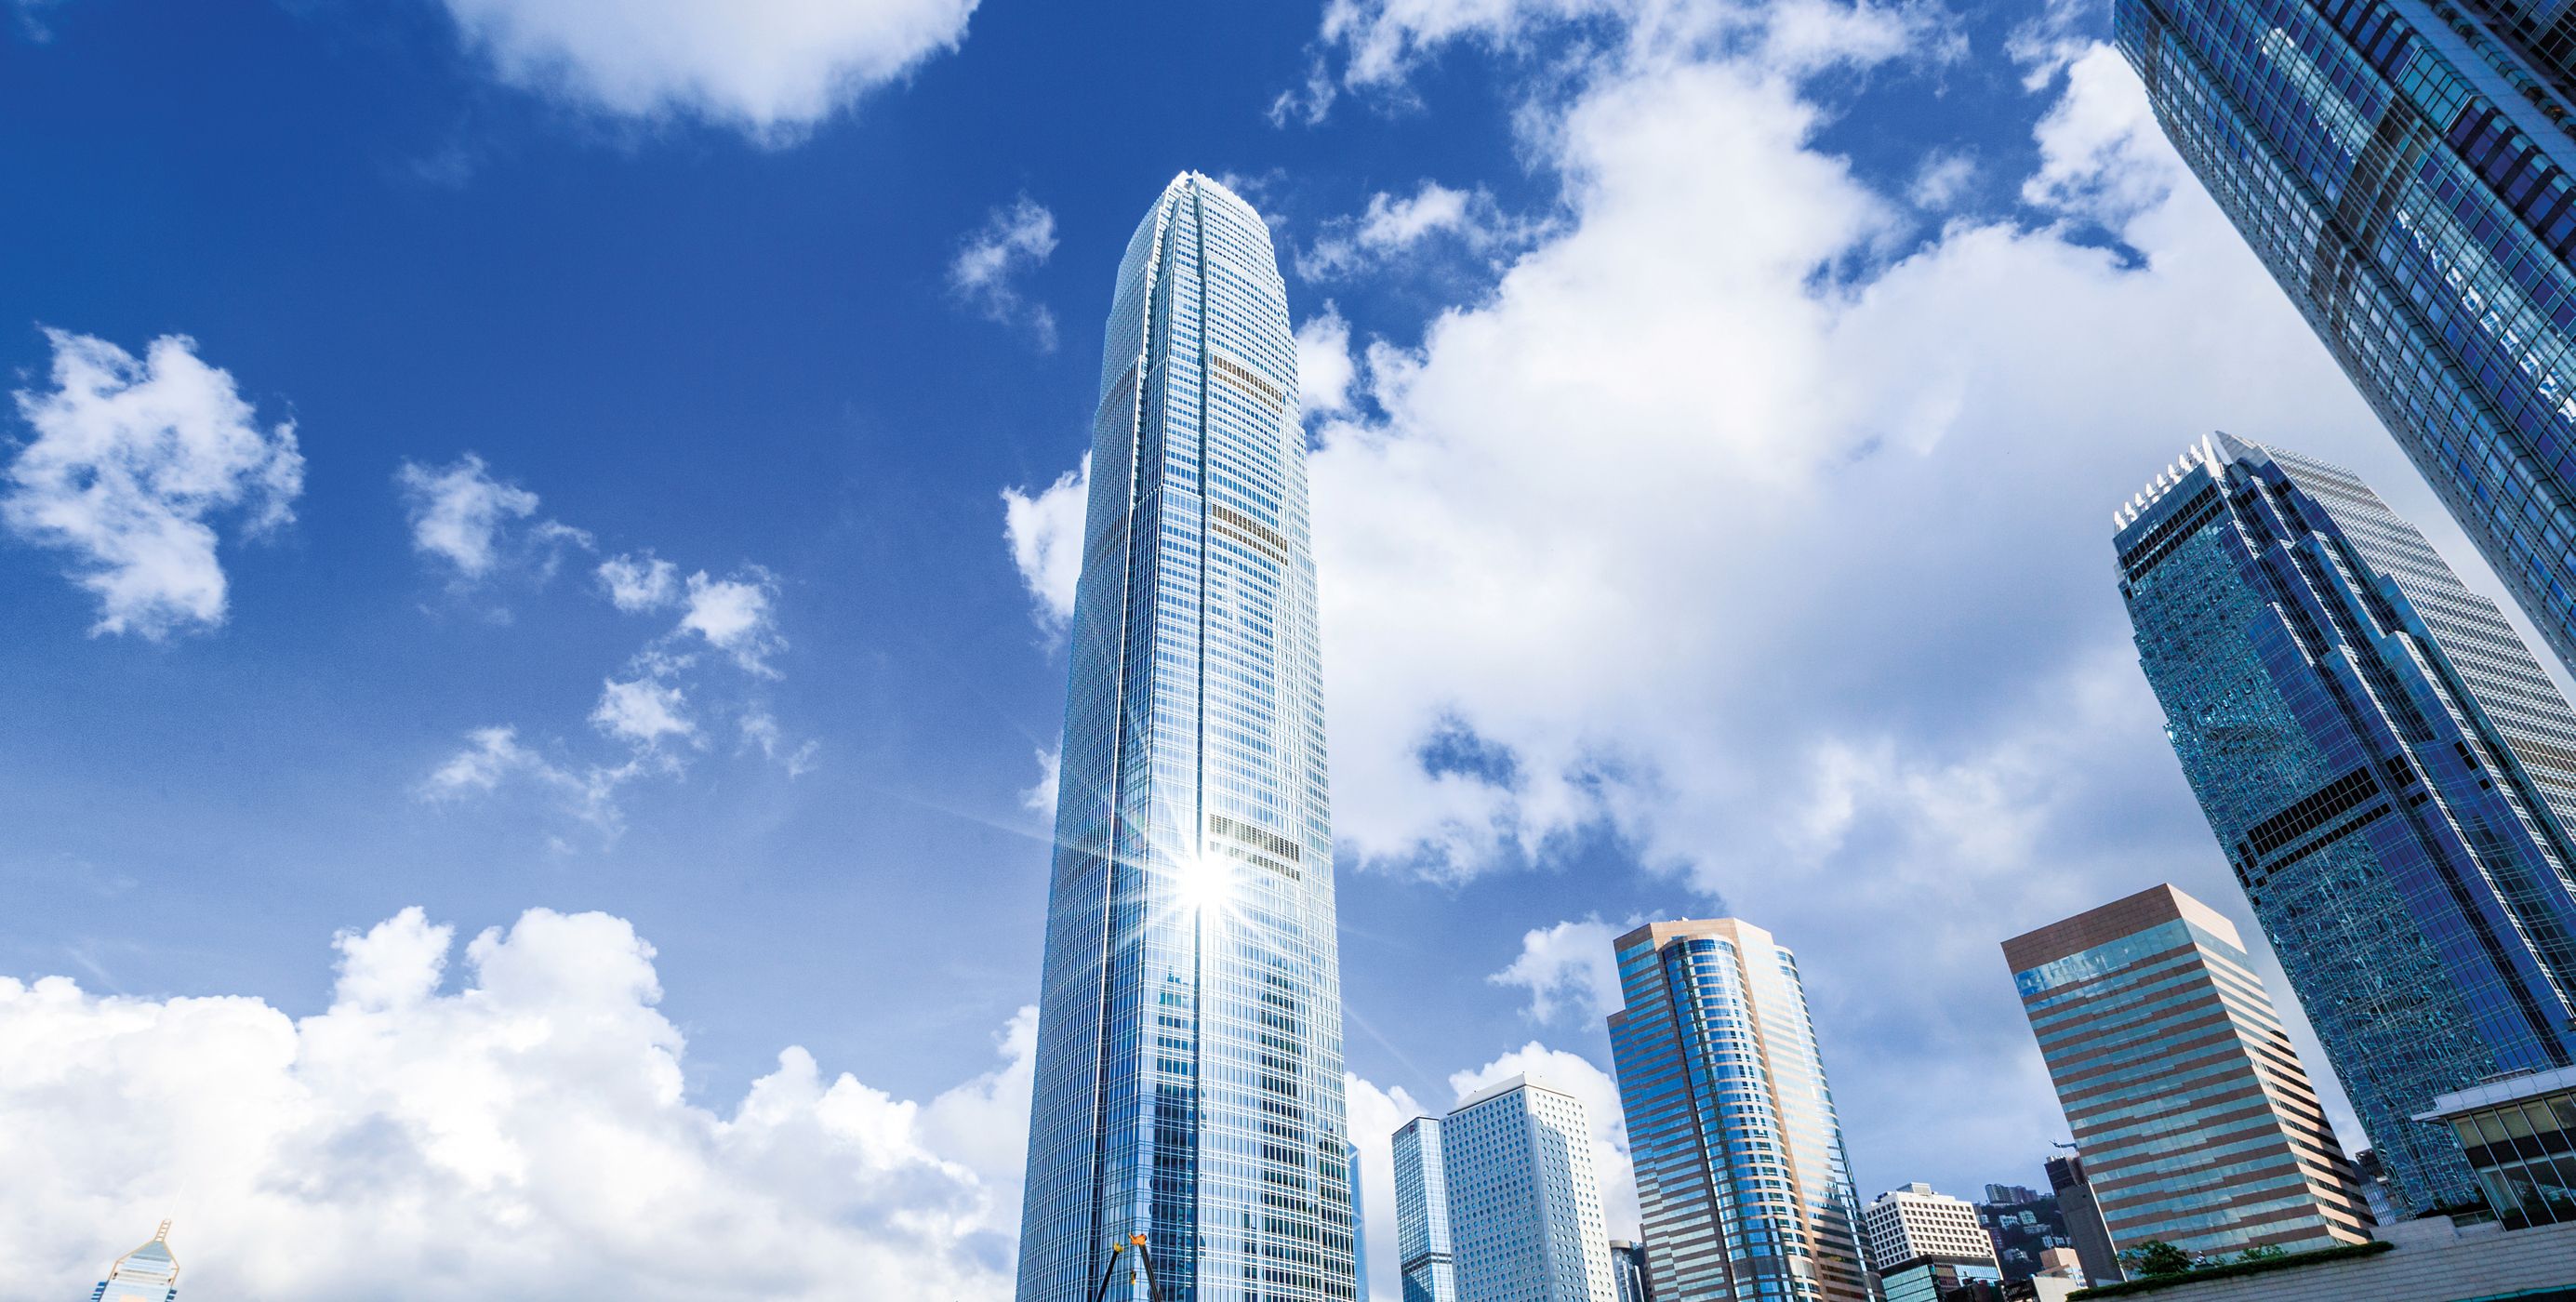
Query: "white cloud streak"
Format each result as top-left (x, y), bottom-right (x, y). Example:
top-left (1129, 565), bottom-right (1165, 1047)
top-left (433, 0), bottom-right (979, 143)
top-left (4, 329), bottom-right (303, 638)
top-left (949, 196), bottom-right (1060, 351)
top-left (397, 453), bottom-right (590, 586)
top-left (0, 906), bottom-right (1032, 1301)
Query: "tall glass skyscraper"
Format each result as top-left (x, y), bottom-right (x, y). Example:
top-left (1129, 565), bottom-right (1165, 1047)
top-left (2115, 0), bottom-right (2576, 670)
top-left (1015, 173), bottom-right (1354, 1302)
top-left (2116, 432), bottom-right (2576, 1214)
top-left (1607, 920), bottom-right (1873, 1302)
top-left (1394, 1118), bottom-right (1461, 1302)
top-left (89, 1222), bottom-right (179, 1302)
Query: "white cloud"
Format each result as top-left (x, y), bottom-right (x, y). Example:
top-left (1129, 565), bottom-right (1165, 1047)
top-left (680, 568), bottom-right (784, 674)
top-left (0, 905), bottom-right (1031, 1301)
top-left (433, 0), bottom-right (979, 143)
top-left (421, 725), bottom-right (637, 833)
top-left (397, 453), bottom-right (589, 588)
top-left (1343, 1071), bottom-right (1430, 1302)
top-left (1298, 181), bottom-right (1534, 279)
top-left (1001, 454), bottom-right (1087, 631)
top-left (740, 711), bottom-right (820, 777)
top-left (1297, 307), bottom-right (1361, 418)
top-left (1447, 1043), bottom-right (1637, 1235)
top-left (591, 676), bottom-right (694, 747)
top-left (4, 329), bottom-right (303, 638)
top-left (1021, 745), bottom-right (1060, 817)
top-left (1488, 917), bottom-right (1626, 1024)
top-left (1907, 147), bottom-right (1977, 210)
top-left (950, 196), bottom-right (1060, 351)
top-left (598, 551), bottom-right (680, 611)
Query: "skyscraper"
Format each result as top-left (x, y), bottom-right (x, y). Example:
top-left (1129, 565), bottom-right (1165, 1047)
top-left (1439, 1077), bottom-right (1617, 1302)
top-left (2116, 432), bottom-right (2576, 1212)
top-left (1395, 1118), bottom-right (1461, 1302)
top-left (2043, 1156), bottom-right (2122, 1285)
top-left (89, 1222), bottom-right (178, 1302)
top-left (2003, 885), bottom-right (2376, 1256)
top-left (1607, 920), bottom-right (1873, 1302)
top-left (2113, 0), bottom-right (2576, 671)
top-left (1015, 172), bottom-right (1353, 1302)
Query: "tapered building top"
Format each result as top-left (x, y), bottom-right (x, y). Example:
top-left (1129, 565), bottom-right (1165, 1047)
top-left (1016, 172), bottom-right (1351, 1302)
top-left (92, 1221), bottom-right (179, 1302)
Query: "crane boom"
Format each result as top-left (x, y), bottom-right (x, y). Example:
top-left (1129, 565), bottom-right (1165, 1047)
top-left (1082, 1234), bottom-right (1167, 1302)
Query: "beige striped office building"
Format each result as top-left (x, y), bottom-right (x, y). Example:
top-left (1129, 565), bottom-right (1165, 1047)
top-left (2004, 884), bottom-right (2374, 1258)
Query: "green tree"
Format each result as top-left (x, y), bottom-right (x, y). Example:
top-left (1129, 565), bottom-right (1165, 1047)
top-left (2235, 1244), bottom-right (2288, 1265)
top-left (2121, 1241), bottom-right (2198, 1277)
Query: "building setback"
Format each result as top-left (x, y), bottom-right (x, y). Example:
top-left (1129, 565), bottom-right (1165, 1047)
top-left (2004, 884), bottom-right (2375, 1256)
top-left (1395, 1118), bottom-right (1462, 1302)
top-left (1605, 1241), bottom-right (1652, 1302)
top-left (2112, 0), bottom-right (2576, 673)
top-left (1014, 173), bottom-right (1353, 1302)
top-left (1438, 1078), bottom-right (1617, 1302)
top-left (1607, 920), bottom-right (1873, 1302)
top-left (2115, 432), bottom-right (2576, 1212)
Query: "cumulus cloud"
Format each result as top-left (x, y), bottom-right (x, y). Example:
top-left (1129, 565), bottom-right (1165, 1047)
top-left (396, 453), bottom-right (590, 589)
top-left (1298, 181), bottom-right (1534, 279)
top-left (1297, 306), bottom-right (1361, 417)
top-left (1002, 454), bottom-right (1087, 631)
top-left (3, 329), bottom-right (303, 638)
top-left (950, 196), bottom-right (1060, 351)
top-left (1021, 745), bottom-right (1060, 817)
top-left (1019, 0), bottom-right (2421, 1192)
top-left (0, 905), bottom-right (1031, 1301)
top-left (591, 676), bottom-right (694, 747)
top-left (598, 551), bottom-right (680, 610)
top-left (1488, 917), bottom-right (1627, 1024)
top-left (679, 568), bottom-right (785, 674)
top-left (433, 0), bottom-right (979, 143)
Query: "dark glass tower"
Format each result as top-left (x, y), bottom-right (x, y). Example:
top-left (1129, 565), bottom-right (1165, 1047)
top-left (2115, 0), bottom-right (2576, 671)
top-left (1015, 174), bottom-right (1353, 1302)
top-left (2116, 432), bottom-right (2576, 1214)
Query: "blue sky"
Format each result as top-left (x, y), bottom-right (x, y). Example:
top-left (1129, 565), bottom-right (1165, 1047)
top-left (3, 0), bottom-right (2551, 1297)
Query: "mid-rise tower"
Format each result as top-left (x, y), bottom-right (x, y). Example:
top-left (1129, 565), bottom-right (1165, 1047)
top-left (1015, 173), bottom-right (1352, 1302)
top-left (1438, 1078), bottom-right (1617, 1302)
top-left (2004, 885), bottom-right (2375, 1256)
top-left (1394, 1118), bottom-right (1461, 1302)
top-left (1607, 920), bottom-right (1873, 1302)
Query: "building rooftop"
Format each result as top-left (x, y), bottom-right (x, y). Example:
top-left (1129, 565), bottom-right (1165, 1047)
top-left (2413, 1065), bottom-right (2576, 1121)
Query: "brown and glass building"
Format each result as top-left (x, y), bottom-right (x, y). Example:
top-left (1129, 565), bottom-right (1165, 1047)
top-left (2003, 884), bottom-right (2374, 1257)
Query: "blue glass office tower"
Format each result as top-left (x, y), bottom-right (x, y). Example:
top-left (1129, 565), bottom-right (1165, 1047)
top-left (1393, 1119), bottom-right (1460, 1302)
top-left (2116, 432), bottom-right (2576, 1215)
top-left (2117, 0), bottom-right (2576, 671)
top-left (1014, 173), bottom-right (1353, 1302)
top-left (1607, 920), bottom-right (1872, 1302)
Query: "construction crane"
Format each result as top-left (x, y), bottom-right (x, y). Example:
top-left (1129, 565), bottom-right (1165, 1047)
top-left (1085, 1232), bottom-right (1167, 1302)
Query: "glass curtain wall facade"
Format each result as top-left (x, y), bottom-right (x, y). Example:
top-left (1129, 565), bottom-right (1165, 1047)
top-left (2003, 885), bottom-right (2375, 1256)
top-left (2115, 0), bottom-right (2576, 671)
top-left (1015, 172), bottom-right (1354, 1302)
top-left (1606, 920), bottom-right (1874, 1302)
top-left (89, 1223), bottom-right (178, 1302)
top-left (2116, 432), bottom-right (2576, 1213)
top-left (1395, 1119), bottom-right (1461, 1302)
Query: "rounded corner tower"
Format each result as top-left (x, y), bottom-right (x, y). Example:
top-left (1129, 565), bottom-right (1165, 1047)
top-left (1014, 172), bottom-right (1355, 1302)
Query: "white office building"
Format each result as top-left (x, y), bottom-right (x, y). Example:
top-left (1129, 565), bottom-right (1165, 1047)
top-left (1440, 1077), bottom-right (1616, 1302)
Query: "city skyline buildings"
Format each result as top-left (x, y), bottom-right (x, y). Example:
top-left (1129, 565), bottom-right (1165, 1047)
top-left (1607, 919), bottom-right (1874, 1302)
top-left (1014, 172), bottom-right (1354, 1302)
top-left (2116, 432), bottom-right (2576, 1212)
top-left (2115, 0), bottom-right (2576, 675)
top-left (1437, 1077), bottom-right (1616, 1302)
top-left (2003, 884), bottom-right (2375, 1257)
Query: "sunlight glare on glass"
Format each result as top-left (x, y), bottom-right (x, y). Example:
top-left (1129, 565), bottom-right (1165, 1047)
top-left (1173, 848), bottom-right (1234, 915)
